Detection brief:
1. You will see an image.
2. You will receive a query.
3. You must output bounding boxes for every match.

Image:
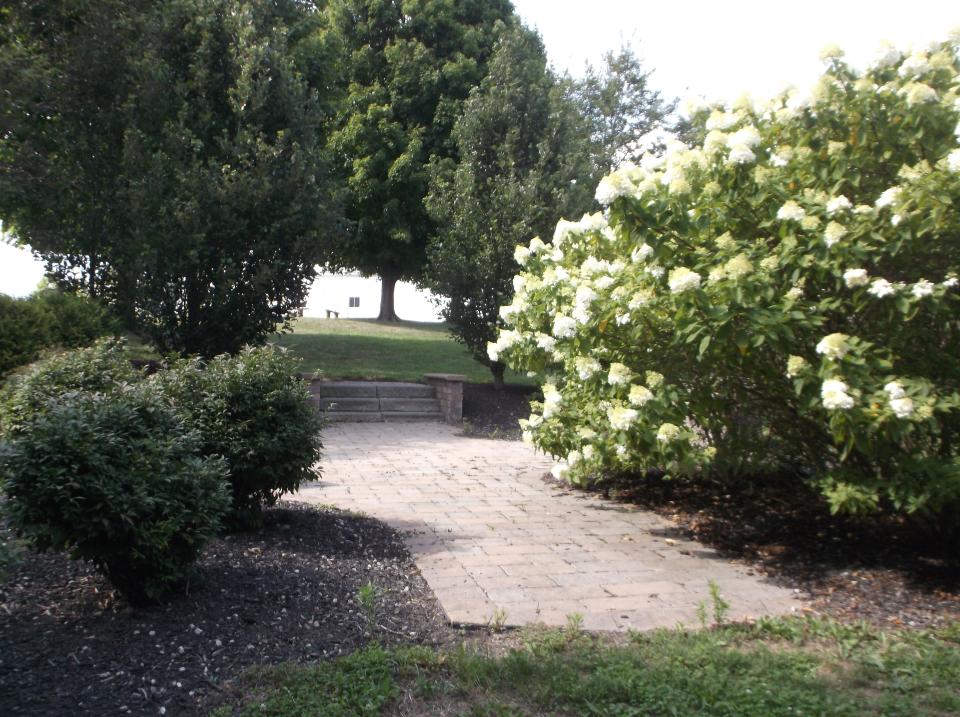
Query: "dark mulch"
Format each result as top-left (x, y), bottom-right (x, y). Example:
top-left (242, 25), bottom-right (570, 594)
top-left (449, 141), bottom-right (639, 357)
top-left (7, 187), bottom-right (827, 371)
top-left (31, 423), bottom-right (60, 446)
top-left (460, 382), bottom-right (536, 439)
top-left (552, 471), bottom-right (960, 630)
top-left (0, 503), bottom-right (456, 717)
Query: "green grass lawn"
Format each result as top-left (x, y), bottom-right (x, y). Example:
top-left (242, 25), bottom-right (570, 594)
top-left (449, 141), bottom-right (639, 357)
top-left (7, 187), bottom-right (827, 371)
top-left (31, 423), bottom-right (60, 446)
top-left (273, 318), bottom-right (531, 384)
top-left (212, 616), bottom-right (960, 716)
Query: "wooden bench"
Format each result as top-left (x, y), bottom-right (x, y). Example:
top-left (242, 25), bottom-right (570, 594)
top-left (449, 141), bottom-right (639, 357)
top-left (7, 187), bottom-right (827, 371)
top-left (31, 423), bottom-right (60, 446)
top-left (325, 309), bottom-right (340, 319)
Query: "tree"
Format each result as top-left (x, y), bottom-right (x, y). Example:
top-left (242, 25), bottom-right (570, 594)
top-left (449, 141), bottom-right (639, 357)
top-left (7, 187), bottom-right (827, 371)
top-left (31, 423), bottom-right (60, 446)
top-left (424, 25), bottom-right (594, 387)
top-left (571, 46), bottom-right (676, 169)
top-left (0, 0), bottom-right (338, 356)
top-left (320, 0), bottom-right (514, 321)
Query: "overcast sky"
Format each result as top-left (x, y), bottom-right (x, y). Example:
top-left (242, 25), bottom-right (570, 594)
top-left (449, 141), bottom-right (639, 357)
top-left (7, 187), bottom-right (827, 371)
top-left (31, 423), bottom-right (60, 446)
top-left (3, 1), bottom-right (958, 296)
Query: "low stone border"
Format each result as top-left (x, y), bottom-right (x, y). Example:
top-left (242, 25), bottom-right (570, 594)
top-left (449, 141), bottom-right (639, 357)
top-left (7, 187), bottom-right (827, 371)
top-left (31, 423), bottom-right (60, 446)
top-left (423, 373), bottom-right (465, 424)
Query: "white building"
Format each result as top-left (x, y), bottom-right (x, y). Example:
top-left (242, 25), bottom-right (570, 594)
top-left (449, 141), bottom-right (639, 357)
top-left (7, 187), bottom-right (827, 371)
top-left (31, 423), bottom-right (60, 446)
top-left (302, 271), bottom-right (443, 322)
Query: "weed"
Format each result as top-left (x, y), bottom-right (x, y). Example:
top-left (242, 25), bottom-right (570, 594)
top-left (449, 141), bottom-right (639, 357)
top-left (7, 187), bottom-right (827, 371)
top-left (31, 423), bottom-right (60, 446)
top-left (708, 579), bottom-right (730, 625)
top-left (488, 608), bottom-right (508, 632)
top-left (357, 581), bottom-right (380, 635)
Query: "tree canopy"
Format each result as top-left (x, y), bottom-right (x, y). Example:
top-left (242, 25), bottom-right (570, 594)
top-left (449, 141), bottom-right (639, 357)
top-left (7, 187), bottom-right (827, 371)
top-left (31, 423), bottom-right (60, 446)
top-left (320, 0), bottom-right (516, 319)
top-left (0, 0), bottom-right (338, 356)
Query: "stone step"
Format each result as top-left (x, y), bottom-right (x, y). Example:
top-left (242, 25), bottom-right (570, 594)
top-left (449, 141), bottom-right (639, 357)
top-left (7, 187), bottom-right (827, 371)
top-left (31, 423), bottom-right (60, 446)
top-left (382, 411), bottom-right (445, 422)
top-left (324, 411), bottom-right (384, 423)
top-left (312, 381), bottom-right (378, 398)
top-left (318, 397), bottom-right (381, 412)
top-left (378, 397), bottom-right (442, 413)
top-left (376, 383), bottom-right (434, 398)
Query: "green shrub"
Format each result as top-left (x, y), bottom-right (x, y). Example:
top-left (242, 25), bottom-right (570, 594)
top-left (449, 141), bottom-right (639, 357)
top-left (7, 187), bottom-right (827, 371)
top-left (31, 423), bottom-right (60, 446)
top-left (0, 289), bottom-right (114, 378)
top-left (0, 384), bottom-right (230, 604)
top-left (0, 293), bottom-right (53, 377)
top-left (0, 337), bottom-right (140, 436)
top-left (31, 287), bottom-right (116, 350)
top-left (496, 38), bottom-right (960, 519)
top-left (154, 345), bottom-right (323, 530)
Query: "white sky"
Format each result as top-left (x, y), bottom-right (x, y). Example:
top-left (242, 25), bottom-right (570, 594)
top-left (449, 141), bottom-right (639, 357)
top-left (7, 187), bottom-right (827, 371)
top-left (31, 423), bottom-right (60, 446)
top-left (2, 1), bottom-right (958, 297)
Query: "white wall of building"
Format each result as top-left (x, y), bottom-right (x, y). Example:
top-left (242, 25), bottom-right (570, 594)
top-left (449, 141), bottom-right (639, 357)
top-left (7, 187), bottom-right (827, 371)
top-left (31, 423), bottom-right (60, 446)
top-left (303, 271), bottom-right (444, 322)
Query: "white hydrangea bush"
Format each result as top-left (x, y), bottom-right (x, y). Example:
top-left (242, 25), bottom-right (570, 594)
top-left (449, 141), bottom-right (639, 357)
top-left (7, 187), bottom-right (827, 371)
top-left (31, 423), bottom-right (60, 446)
top-left (494, 37), bottom-right (960, 516)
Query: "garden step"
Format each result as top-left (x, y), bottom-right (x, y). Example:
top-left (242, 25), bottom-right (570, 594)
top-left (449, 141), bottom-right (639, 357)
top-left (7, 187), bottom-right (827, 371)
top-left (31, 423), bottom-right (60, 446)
top-left (378, 397), bottom-right (442, 412)
top-left (376, 383), bottom-right (435, 398)
top-left (313, 381), bottom-right (378, 398)
top-left (381, 411), bottom-right (445, 422)
top-left (324, 411), bottom-right (384, 422)
top-left (318, 397), bottom-right (381, 412)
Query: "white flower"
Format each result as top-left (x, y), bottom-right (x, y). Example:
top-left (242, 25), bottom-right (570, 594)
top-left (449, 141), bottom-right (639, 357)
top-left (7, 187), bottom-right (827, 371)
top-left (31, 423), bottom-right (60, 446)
top-left (946, 149), bottom-right (960, 173)
top-left (891, 214), bottom-right (902, 227)
top-left (628, 289), bottom-right (654, 309)
top-left (552, 314), bottom-right (577, 339)
top-left (890, 396), bottom-right (915, 418)
top-left (567, 450), bottom-right (582, 467)
top-left (615, 445), bottom-right (628, 457)
top-left (551, 461), bottom-right (570, 480)
top-left (486, 342), bottom-right (500, 362)
top-left (535, 333), bottom-right (556, 352)
top-left (578, 212), bottom-right (607, 233)
top-left (607, 405), bottom-right (639, 431)
top-left (705, 110), bottom-right (737, 130)
top-left (646, 265), bottom-right (665, 279)
top-left (608, 363), bottom-right (631, 385)
top-left (551, 248), bottom-right (564, 262)
top-left (816, 333), bottom-right (850, 360)
top-left (703, 130), bottom-right (730, 155)
top-left (728, 126), bottom-right (762, 148)
top-left (826, 195), bottom-right (852, 215)
top-left (498, 304), bottom-right (517, 321)
top-left (512, 275), bottom-right (526, 293)
top-left (723, 254), bottom-right (752, 280)
top-left (528, 237), bottom-right (546, 254)
top-left (629, 384), bottom-right (654, 406)
top-left (819, 43), bottom-right (844, 61)
top-left (785, 286), bottom-right (804, 301)
top-left (777, 201), bottom-right (806, 221)
top-left (872, 42), bottom-right (902, 69)
top-left (645, 371), bottom-right (664, 388)
top-left (727, 144), bottom-right (756, 165)
top-left (786, 355), bottom-right (808, 378)
top-left (595, 171), bottom-right (633, 205)
top-left (912, 279), bottom-right (934, 298)
top-left (943, 276), bottom-right (959, 288)
top-left (514, 245), bottom-right (530, 265)
top-left (843, 268), bottom-right (869, 288)
top-left (875, 187), bottom-right (901, 209)
top-left (824, 221), bottom-right (848, 247)
top-left (553, 219), bottom-right (579, 246)
top-left (575, 356), bottom-right (601, 380)
top-left (667, 267), bottom-right (702, 294)
top-left (582, 445), bottom-right (595, 460)
top-left (769, 152), bottom-right (788, 167)
top-left (542, 385), bottom-right (562, 418)
top-left (884, 381), bottom-right (906, 400)
top-left (631, 243), bottom-right (654, 262)
top-left (656, 423), bottom-right (681, 443)
top-left (595, 276), bottom-right (615, 290)
top-left (821, 379), bottom-right (855, 410)
top-left (899, 52), bottom-right (930, 77)
top-left (868, 278), bottom-right (896, 298)
top-left (901, 82), bottom-right (937, 106)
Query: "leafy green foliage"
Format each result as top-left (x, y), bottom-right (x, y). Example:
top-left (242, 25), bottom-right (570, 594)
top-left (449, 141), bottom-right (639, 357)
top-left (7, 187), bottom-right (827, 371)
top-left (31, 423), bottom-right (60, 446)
top-left (153, 346), bottom-right (323, 530)
top-left (497, 39), bottom-right (960, 521)
top-left (0, 337), bottom-right (140, 435)
top-left (424, 26), bottom-right (594, 386)
top-left (0, 383), bottom-right (230, 604)
top-left (0, 289), bottom-right (114, 377)
top-left (319, 0), bottom-right (515, 315)
top-left (1, 0), bottom-right (338, 356)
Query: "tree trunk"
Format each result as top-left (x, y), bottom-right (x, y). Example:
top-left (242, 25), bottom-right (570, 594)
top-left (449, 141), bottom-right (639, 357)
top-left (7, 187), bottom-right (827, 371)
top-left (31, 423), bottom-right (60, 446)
top-left (376, 272), bottom-right (401, 321)
top-left (490, 361), bottom-right (505, 390)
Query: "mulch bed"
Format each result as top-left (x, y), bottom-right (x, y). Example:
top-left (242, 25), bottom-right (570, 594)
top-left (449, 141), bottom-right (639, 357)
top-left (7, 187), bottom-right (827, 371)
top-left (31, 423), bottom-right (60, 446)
top-left (552, 471), bottom-right (960, 630)
top-left (461, 382), bottom-right (536, 439)
top-left (0, 503), bottom-right (456, 716)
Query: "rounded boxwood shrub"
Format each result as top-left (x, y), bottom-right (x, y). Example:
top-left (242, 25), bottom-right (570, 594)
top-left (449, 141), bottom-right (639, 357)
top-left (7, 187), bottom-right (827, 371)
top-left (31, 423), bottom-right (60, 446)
top-left (495, 37), bottom-right (960, 521)
top-left (0, 337), bottom-right (140, 436)
top-left (153, 345), bottom-right (323, 530)
top-left (0, 293), bottom-right (53, 377)
top-left (0, 384), bottom-right (230, 604)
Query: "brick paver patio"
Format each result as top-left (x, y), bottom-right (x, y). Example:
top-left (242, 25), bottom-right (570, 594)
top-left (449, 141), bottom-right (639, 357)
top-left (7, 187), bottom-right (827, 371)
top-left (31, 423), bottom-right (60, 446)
top-left (294, 423), bottom-right (803, 631)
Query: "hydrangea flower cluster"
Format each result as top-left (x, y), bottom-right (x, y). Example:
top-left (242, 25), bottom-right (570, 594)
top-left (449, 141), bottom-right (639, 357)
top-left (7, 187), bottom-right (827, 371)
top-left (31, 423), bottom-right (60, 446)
top-left (496, 36), bottom-right (960, 516)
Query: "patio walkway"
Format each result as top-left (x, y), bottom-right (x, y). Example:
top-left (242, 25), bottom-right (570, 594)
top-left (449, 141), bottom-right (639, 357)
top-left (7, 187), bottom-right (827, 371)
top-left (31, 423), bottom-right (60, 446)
top-left (294, 423), bottom-right (803, 631)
